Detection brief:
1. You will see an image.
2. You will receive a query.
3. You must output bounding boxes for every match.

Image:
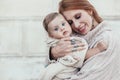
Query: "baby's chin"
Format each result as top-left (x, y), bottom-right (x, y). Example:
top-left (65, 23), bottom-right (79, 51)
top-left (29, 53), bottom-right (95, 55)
top-left (63, 32), bottom-right (71, 37)
top-left (64, 34), bottom-right (70, 38)
top-left (64, 31), bottom-right (70, 35)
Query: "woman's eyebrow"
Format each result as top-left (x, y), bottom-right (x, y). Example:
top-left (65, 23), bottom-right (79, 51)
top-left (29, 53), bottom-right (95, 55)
top-left (74, 13), bottom-right (81, 17)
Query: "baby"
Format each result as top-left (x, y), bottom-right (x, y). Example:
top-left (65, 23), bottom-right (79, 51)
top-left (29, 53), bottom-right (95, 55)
top-left (40, 12), bottom-right (107, 80)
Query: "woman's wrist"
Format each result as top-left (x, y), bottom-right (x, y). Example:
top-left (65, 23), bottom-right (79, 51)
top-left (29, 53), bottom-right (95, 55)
top-left (96, 41), bottom-right (108, 52)
top-left (85, 47), bottom-right (100, 59)
top-left (50, 47), bottom-right (57, 60)
top-left (49, 47), bottom-right (55, 60)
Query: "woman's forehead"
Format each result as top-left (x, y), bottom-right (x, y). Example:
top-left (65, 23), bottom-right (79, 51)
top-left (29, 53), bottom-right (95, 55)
top-left (63, 9), bottom-right (85, 19)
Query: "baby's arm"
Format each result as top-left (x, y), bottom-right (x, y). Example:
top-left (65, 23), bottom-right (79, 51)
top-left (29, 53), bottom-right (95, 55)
top-left (85, 41), bottom-right (108, 60)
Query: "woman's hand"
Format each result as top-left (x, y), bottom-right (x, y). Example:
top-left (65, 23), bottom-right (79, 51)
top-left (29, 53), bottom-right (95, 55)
top-left (51, 37), bottom-right (85, 59)
top-left (96, 41), bottom-right (108, 52)
top-left (85, 41), bottom-right (108, 60)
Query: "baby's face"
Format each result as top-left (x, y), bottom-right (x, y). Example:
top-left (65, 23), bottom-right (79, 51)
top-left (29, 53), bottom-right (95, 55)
top-left (48, 14), bottom-right (72, 39)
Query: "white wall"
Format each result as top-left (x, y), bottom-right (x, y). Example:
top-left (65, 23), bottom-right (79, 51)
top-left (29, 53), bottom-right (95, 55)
top-left (0, 0), bottom-right (120, 56)
top-left (89, 0), bottom-right (120, 16)
top-left (0, 0), bottom-right (53, 56)
top-left (0, 0), bottom-right (53, 17)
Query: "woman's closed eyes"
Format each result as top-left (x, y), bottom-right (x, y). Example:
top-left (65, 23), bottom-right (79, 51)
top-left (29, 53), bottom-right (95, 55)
top-left (67, 13), bottom-right (81, 25)
top-left (74, 13), bottom-right (81, 19)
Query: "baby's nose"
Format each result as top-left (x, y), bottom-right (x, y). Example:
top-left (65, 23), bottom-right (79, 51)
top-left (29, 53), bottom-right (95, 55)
top-left (60, 26), bottom-right (65, 31)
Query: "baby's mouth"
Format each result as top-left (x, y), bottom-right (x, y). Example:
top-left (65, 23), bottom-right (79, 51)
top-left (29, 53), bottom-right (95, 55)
top-left (63, 31), bottom-right (68, 36)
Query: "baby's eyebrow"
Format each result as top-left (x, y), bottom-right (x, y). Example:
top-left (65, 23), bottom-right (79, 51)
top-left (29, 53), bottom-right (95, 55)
top-left (54, 25), bottom-right (59, 28)
top-left (61, 20), bottom-right (66, 23)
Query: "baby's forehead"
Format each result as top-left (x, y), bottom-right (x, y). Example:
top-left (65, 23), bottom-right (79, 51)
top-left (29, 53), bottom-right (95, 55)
top-left (55, 14), bottom-right (64, 19)
top-left (52, 15), bottom-right (66, 23)
top-left (48, 13), bottom-right (67, 27)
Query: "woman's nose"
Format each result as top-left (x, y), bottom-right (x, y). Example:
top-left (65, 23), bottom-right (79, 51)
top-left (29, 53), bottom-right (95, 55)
top-left (73, 21), bottom-right (80, 28)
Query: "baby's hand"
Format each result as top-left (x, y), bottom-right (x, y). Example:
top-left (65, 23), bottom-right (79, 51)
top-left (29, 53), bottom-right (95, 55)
top-left (96, 41), bottom-right (108, 52)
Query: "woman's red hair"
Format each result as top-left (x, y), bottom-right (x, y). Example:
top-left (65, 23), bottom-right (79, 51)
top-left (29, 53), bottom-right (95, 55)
top-left (59, 0), bottom-right (103, 23)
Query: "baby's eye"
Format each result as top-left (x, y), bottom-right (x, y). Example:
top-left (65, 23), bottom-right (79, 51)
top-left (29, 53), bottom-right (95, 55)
top-left (62, 22), bottom-right (65, 26)
top-left (68, 20), bottom-right (73, 25)
top-left (54, 27), bottom-right (59, 31)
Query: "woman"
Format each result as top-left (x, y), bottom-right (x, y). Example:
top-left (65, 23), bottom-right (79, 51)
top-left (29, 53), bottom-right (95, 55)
top-left (48, 0), bottom-right (120, 80)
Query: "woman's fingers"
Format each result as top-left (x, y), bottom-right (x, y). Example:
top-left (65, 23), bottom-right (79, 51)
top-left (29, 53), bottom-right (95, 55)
top-left (64, 43), bottom-right (86, 54)
top-left (51, 37), bottom-right (86, 58)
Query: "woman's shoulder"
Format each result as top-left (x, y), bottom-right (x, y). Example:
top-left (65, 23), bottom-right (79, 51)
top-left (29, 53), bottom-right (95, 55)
top-left (96, 20), bottom-right (113, 32)
top-left (98, 20), bottom-right (111, 28)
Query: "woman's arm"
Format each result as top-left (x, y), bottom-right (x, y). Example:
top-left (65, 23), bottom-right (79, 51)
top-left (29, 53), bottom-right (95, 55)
top-left (85, 41), bottom-right (108, 59)
top-left (49, 37), bottom-right (85, 60)
top-left (49, 38), bottom-right (71, 60)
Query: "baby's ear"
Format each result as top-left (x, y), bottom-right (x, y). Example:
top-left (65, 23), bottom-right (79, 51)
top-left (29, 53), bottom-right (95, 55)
top-left (49, 34), bottom-right (54, 38)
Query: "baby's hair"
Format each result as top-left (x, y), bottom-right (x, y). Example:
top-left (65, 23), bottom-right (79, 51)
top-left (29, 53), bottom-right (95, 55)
top-left (43, 12), bottom-right (60, 32)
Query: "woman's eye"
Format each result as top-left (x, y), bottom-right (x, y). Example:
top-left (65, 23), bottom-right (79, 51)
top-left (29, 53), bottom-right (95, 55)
top-left (68, 20), bottom-right (73, 25)
top-left (75, 14), bottom-right (81, 19)
top-left (54, 28), bottom-right (59, 31)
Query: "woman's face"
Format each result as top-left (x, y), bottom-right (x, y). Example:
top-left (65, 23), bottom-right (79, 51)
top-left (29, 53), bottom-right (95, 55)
top-left (63, 9), bottom-right (93, 35)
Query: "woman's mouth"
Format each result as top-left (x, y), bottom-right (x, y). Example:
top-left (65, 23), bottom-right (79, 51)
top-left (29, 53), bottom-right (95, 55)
top-left (79, 24), bottom-right (86, 34)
